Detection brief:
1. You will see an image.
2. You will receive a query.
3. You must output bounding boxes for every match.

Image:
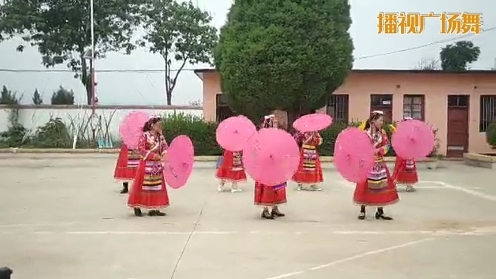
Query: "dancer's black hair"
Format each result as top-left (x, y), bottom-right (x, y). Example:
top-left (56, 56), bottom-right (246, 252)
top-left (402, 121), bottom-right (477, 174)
top-left (142, 117), bottom-right (161, 132)
top-left (364, 112), bottom-right (383, 131)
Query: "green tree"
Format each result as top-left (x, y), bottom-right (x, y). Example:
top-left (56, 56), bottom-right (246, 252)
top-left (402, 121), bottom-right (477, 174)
top-left (139, 0), bottom-right (218, 105)
top-left (51, 86), bottom-right (75, 105)
top-left (32, 88), bottom-right (43, 105)
top-left (0, 85), bottom-right (19, 105)
top-left (440, 40), bottom-right (480, 71)
top-left (215, 0), bottom-right (353, 122)
top-left (0, 0), bottom-right (142, 105)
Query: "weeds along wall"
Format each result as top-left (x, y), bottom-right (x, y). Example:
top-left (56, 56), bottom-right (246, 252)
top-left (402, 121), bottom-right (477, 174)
top-left (0, 106), bottom-right (203, 149)
top-left (0, 106), bottom-right (434, 156)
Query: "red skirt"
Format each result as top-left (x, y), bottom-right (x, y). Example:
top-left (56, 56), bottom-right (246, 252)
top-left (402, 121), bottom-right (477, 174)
top-left (292, 156), bottom-right (323, 184)
top-left (127, 160), bottom-right (169, 209)
top-left (392, 157), bottom-right (418, 184)
top-left (353, 166), bottom-right (399, 206)
top-left (113, 146), bottom-right (138, 180)
top-left (216, 167), bottom-right (247, 182)
top-left (254, 182), bottom-right (287, 206)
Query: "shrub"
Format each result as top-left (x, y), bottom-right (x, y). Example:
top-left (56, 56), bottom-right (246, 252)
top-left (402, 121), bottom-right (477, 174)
top-left (0, 89), bottom-right (29, 147)
top-left (428, 127), bottom-right (441, 157)
top-left (31, 118), bottom-right (72, 148)
top-left (159, 115), bottom-right (401, 156)
top-left (318, 121), bottom-right (349, 156)
top-left (485, 122), bottom-right (496, 147)
top-left (0, 124), bottom-right (29, 147)
top-left (162, 113), bottom-right (222, 156)
top-left (51, 86), bottom-right (75, 105)
top-left (2, 113), bottom-right (433, 157)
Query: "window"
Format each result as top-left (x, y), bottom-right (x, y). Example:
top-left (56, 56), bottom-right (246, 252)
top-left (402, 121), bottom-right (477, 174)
top-left (327, 94), bottom-right (349, 123)
top-left (370, 94), bottom-right (392, 107)
top-left (403, 95), bottom-right (424, 120)
top-left (480, 95), bottom-right (496, 132)
top-left (448, 95), bottom-right (468, 107)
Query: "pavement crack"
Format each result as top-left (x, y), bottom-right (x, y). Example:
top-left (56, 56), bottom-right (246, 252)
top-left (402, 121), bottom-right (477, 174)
top-left (169, 199), bottom-right (207, 279)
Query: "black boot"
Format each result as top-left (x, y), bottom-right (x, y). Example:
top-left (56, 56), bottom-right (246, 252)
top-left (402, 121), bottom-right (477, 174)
top-left (120, 182), bottom-right (129, 194)
top-left (155, 211), bottom-right (166, 216)
top-left (271, 207), bottom-right (285, 217)
top-left (261, 209), bottom-right (274, 219)
top-left (358, 205), bottom-right (366, 220)
top-left (375, 207), bottom-right (393, 220)
top-left (147, 210), bottom-right (166, 216)
top-left (133, 208), bottom-right (142, 217)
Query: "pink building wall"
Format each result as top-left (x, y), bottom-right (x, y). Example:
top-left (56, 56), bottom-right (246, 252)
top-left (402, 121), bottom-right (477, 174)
top-left (196, 69), bottom-right (496, 156)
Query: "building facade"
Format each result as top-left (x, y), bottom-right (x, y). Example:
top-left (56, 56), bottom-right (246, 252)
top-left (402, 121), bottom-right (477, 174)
top-left (194, 69), bottom-right (496, 157)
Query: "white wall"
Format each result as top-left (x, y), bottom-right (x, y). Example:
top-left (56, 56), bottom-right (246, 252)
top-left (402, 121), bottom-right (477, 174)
top-left (0, 105), bottom-right (203, 143)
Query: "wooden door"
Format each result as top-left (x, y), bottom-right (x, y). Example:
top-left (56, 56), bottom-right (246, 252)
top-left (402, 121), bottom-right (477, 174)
top-left (370, 94), bottom-right (393, 122)
top-left (379, 108), bottom-right (393, 122)
top-left (446, 95), bottom-right (469, 158)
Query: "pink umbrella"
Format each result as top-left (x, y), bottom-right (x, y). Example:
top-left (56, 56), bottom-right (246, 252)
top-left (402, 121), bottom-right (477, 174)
top-left (333, 127), bottom-right (375, 183)
top-left (163, 135), bottom-right (194, 189)
top-left (216, 115), bottom-right (257, 151)
top-left (392, 119), bottom-right (435, 160)
top-left (242, 128), bottom-right (300, 186)
top-left (119, 111), bottom-right (150, 149)
top-left (293, 113), bottom-right (333, 132)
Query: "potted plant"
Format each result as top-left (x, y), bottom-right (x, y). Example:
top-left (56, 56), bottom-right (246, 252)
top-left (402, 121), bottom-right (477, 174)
top-left (485, 122), bottom-right (496, 149)
top-left (427, 127), bottom-right (441, 169)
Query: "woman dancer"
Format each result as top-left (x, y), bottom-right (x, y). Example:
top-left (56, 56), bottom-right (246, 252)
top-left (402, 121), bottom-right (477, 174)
top-left (216, 149), bottom-right (246, 192)
top-left (292, 131), bottom-right (324, 191)
top-left (391, 117), bottom-right (418, 192)
top-left (354, 111), bottom-right (399, 220)
top-left (254, 115), bottom-right (287, 219)
top-left (127, 116), bottom-right (169, 217)
top-left (113, 144), bottom-right (140, 194)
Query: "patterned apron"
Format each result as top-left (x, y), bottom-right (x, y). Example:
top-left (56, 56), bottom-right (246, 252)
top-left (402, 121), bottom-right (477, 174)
top-left (302, 144), bottom-right (317, 171)
top-left (366, 132), bottom-right (388, 192)
top-left (232, 152), bottom-right (243, 171)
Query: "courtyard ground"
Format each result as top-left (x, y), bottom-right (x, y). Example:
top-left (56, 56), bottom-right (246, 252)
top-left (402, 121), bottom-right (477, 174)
top-left (0, 154), bottom-right (495, 279)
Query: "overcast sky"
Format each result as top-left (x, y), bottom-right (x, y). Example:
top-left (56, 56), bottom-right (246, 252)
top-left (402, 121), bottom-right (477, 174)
top-left (0, 0), bottom-right (492, 105)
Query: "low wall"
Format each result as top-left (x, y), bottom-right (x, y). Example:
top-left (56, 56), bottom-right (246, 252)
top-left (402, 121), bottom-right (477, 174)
top-left (0, 104), bottom-right (203, 140)
top-left (463, 153), bottom-right (496, 169)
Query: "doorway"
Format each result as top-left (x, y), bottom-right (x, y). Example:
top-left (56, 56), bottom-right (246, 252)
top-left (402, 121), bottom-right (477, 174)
top-left (216, 94), bottom-right (235, 122)
top-left (446, 95), bottom-right (469, 158)
top-left (370, 94), bottom-right (393, 122)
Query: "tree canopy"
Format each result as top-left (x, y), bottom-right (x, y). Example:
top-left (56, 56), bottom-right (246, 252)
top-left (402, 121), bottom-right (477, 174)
top-left (0, 0), bottom-right (142, 104)
top-left (215, 0), bottom-right (354, 121)
top-left (440, 40), bottom-right (480, 71)
top-left (139, 0), bottom-right (218, 105)
top-left (32, 89), bottom-right (43, 105)
top-left (51, 86), bottom-right (75, 105)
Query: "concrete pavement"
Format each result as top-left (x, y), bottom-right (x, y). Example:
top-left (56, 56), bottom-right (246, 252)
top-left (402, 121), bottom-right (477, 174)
top-left (0, 155), bottom-right (495, 279)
